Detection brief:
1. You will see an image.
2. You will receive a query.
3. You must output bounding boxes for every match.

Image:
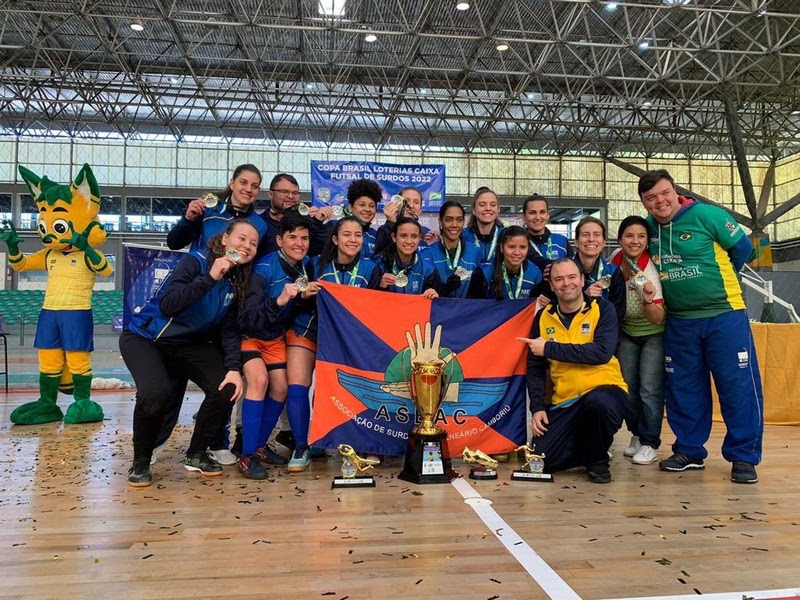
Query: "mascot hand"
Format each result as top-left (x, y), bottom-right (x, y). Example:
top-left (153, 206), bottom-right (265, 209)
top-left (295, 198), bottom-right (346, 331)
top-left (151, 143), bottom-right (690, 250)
top-left (60, 221), bottom-right (102, 253)
top-left (0, 219), bottom-right (21, 255)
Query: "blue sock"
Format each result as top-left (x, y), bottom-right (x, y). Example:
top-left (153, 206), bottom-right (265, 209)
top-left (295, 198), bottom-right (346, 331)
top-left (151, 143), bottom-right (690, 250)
top-left (258, 398), bottom-right (285, 449)
top-left (287, 384), bottom-right (311, 449)
top-left (241, 398), bottom-right (264, 458)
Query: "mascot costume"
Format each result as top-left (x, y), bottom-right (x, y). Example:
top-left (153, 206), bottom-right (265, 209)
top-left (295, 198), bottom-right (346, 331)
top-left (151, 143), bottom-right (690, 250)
top-left (1, 163), bottom-right (112, 425)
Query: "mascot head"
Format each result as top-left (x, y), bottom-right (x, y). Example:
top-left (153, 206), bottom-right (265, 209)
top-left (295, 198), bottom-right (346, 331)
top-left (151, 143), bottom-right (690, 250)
top-left (18, 163), bottom-right (107, 251)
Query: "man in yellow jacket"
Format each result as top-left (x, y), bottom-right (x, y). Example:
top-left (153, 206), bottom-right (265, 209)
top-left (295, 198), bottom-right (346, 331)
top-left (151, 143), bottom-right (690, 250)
top-left (519, 258), bottom-right (628, 483)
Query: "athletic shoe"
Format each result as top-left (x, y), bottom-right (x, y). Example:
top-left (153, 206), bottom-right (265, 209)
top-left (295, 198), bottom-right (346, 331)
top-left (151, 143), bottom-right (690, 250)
top-left (658, 453), bottom-right (705, 472)
top-left (128, 460), bottom-right (153, 487)
top-left (275, 429), bottom-right (296, 451)
top-left (256, 445), bottom-right (289, 466)
top-left (231, 426), bottom-right (243, 458)
top-left (587, 463), bottom-right (612, 484)
top-left (632, 445), bottom-right (659, 465)
top-left (150, 442), bottom-right (166, 466)
top-left (287, 447), bottom-right (311, 472)
top-left (207, 449), bottom-right (237, 466)
top-left (730, 461), bottom-right (758, 484)
top-left (237, 455), bottom-right (268, 480)
top-left (624, 435), bottom-right (641, 457)
top-left (309, 446), bottom-right (327, 459)
top-left (184, 452), bottom-right (223, 476)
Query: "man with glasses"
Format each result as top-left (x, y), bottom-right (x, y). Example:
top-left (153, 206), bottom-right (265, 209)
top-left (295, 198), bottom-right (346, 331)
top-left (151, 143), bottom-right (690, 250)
top-left (261, 173), bottom-right (331, 257)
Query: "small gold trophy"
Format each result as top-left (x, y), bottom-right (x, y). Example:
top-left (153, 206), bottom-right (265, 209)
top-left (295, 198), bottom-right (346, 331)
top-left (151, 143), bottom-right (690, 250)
top-left (398, 358), bottom-right (457, 484)
top-left (331, 444), bottom-right (379, 489)
top-left (462, 446), bottom-right (499, 480)
top-left (511, 443), bottom-right (554, 482)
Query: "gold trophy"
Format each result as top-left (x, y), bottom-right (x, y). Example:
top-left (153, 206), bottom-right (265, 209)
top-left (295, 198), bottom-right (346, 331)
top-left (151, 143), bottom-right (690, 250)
top-left (398, 323), bottom-right (458, 484)
top-left (511, 443), bottom-right (553, 482)
top-left (462, 446), bottom-right (498, 480)
top-left (331, 443), bottom-right (380, 489)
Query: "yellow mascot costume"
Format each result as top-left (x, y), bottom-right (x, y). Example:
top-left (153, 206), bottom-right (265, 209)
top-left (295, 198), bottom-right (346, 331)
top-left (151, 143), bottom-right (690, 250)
top-left (1, 163), bottom-right (112, 425)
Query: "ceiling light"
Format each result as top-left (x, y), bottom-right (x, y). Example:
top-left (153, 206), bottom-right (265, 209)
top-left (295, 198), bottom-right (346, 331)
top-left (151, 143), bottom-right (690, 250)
top-left (364, 33), bottom-right (377, 43)
top-left (791, 108), bottom-right (800, 115)
top-left (606, 2), bottom-right (619, 11)
top-left (456, 2), bottom-right (470, 9)
top-left (526, 92), bottom-right (535, 100)
top-left (130, 18), bottom-right (144, 32)
top-left (757, 7), bottom-right (767, 17)
top-left (662, 0), bottom-right (691, 5)
top-left (496, 42), bottom-right (509, 51)
top-left (643, 101), bottom-right (653, 108)
top-left (638, 40), bottom-right (650, 50)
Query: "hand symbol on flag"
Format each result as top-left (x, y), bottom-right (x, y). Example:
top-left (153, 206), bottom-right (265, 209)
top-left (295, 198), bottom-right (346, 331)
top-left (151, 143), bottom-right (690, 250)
top-left (405, 322), bottom-right (456, 366)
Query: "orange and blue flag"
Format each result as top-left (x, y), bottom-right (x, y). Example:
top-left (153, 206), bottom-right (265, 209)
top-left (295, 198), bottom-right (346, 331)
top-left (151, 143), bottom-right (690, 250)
top-left (309, 284), bottom-right (537, 456)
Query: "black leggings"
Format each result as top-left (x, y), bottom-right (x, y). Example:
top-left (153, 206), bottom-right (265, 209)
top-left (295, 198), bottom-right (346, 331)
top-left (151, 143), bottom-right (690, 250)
top-left (120, 331), bottom-right (235, 462)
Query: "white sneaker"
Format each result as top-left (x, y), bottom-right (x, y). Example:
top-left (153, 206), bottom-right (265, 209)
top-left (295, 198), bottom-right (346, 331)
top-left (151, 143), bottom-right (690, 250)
top-left (150, 442), bottom-right (167, 466)
top-left (632, 445), bottom-right (659, 465)
top-left (207, 449), bottom-right (237, 466)
top-left (624, 435), bottom-right (641, 457)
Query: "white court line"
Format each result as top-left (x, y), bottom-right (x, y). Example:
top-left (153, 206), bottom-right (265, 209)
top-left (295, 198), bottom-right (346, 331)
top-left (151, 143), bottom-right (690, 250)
top-left (451, 477), bottom-right (581, 600)
top-left (606, 588), bottom-right (800, 600)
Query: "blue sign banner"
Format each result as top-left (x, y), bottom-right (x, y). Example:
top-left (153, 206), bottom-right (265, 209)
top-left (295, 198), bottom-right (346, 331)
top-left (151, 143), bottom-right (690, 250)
top-left (310, 161), bottom-right (446, 211)
top-left (122, 244), bottom-right (185, 328)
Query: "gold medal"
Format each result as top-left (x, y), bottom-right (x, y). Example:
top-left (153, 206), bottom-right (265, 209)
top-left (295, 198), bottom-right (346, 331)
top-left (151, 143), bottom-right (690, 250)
top-left (633, 272), bottom-right (648, 288)
top-left (225, 249), bottom-right (242, 263)
top-left (202, 193), bottom-right (219, 208)
top-left (297, 203), bottom-right (310, 216)
top-left (394, 271), bottom-right (408, 288)
top-left (295, 276), bottom-right (310, 291)
top-left (454, 266), bottom-right (470, 281)
top-left (597, 274), bottom-right (612, 289)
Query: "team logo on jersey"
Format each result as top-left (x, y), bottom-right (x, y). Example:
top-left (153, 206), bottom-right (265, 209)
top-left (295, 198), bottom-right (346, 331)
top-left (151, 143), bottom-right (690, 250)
top-left (581, 323), bottom-right (591, 335)
top-left (679, 232), bottom-right (692, 241)
top-left (223, 292), bottom-right (235, 306)
top-left (737, 350), bottom-right (749, 369)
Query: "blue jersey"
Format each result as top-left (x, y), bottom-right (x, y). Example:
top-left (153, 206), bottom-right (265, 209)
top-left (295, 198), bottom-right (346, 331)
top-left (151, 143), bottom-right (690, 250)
top-left (129, 250), bottom-right (235, 341)
top-left (463, 224), bottom-right (504, 264)
top-left (476, 260), bottom-right (542, 300)
top-left (167, 202), bottom-right (268, 254)
top-left (527, 229), bottom-right (572, 261)
top-left (239, 251), bottom-right (313, 340)
top-left (293, 255), bottom-right (382, 339)
top-left (421, 237), bottom-right (482, 298)
top-left (377, 251), bottom-right (439, 295)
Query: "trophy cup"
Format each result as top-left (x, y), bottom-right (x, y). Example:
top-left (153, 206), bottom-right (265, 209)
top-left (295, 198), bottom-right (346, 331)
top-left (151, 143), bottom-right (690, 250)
top-left (462, 446), bottom-right (498, 480)
top-left (398, 360), bottom-right (457, 484)
top-left (331, 444), bottom-right (379, 489)
top-left (511, 443), bottom-right (554, 482)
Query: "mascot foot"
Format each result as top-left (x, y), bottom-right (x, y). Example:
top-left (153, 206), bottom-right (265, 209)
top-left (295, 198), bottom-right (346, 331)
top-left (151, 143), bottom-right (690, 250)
top-left (64, 400), bottom-right (104, 424)
top-left (10, 401), bottom-right (64, 425)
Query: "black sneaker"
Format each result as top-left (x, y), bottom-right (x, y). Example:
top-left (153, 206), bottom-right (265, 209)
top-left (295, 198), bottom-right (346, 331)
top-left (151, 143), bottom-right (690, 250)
top-left (587, 462), bottom-right (612, 484)
top-left (256, 445), bottom-right (289, 466)
top-left (275, 429), bottom-right (296, 451)
top-left (128, 459), bottom-right (153, 487)
top-left (237, 455), bottom-right (268, 480)
top-left (184, 452), bottom-right (223, 477)
top-left (659, 453), bottom-right (705, 472)
top-left (730, 460), bottom-right (758, 484)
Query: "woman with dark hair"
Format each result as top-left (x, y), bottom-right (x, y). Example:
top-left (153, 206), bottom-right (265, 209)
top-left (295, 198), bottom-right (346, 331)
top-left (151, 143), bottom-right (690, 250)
top-left (376, 217), bottom-right (440, 297)
top-left (329, 179), bottom-right (381, 256)
top-left (122, 220), bottom-right (259, 487)
top-left (373, 185), bottom-right (437, 255)
top-left (610, 215), bottom-right (666, 465)
top-left (423, 201), bottom-right (482, 298)
top-left (167, 164), bottom-right (268, 254)
top-left (522, 194), bottom-right (572, 261)
top-left (573, 216), bottom-right (626, 325)
top-left (467, 226), bottom-right (543, 300)
top-left (463, 186), bottom-right (504, 264)
top-left (284, 217), bottom-right (383, 471)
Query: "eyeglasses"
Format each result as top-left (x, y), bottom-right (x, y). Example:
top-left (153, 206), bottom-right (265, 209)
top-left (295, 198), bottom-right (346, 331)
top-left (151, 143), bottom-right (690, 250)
top-left (271, 189), bottom-right (301, 197)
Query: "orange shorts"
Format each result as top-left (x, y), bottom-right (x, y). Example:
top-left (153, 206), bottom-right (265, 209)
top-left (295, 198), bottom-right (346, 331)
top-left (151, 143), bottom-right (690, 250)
top-left (286, 330), bottom-right (318, 353)
top-left (241, 337), bottom-right (287, 369)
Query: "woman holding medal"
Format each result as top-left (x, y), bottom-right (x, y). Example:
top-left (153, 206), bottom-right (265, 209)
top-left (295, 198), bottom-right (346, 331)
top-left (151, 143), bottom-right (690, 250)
top-left (236, 212), bottom-right (318, 479)
top-left (423, 201), bottom-right (482, 298)
top-left (284, 217), bottom-right (383, 471)
top-left (377, 217), bottom-right (440, 297)
top-left (463, 187), bottom-right (504, 265)
top-left (324, 179), bottom-right (380, 257)
top-left (122, 220), bottom-right (258, 487)
top-left (467, 226), bottom-right (543, 300)
top-left (610, 216), bottom-right (666, 465)
top-left (573, 217), bottom-right (626, 326)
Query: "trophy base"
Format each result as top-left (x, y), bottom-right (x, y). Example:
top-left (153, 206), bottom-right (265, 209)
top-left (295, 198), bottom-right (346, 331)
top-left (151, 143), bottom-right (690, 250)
top-left (398, 431), bottom-right (457, 485)
top-left (331, 476), bottom-right (376, 489)
top-left (469, 467), bottom-right (498, 480)
top-left (511, 470), bottom-right (554, 482)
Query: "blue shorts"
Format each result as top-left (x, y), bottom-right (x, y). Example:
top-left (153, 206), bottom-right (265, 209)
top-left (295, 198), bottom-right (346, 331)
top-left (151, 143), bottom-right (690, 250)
top-left (34, 309), bottom-right (95, 352)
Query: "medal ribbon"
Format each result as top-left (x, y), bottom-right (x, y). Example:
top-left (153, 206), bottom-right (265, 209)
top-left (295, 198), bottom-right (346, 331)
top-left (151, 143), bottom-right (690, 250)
top-left (443, 239), bottom-right (463, 273)
top-left (332, 257), bottom-right (361, 286)
top-left (528, 236), bottom-right (553, 259)
top-left (502, 264), bottom-right (525, 299)
top-left (278, 250), bottom-right (307, 279)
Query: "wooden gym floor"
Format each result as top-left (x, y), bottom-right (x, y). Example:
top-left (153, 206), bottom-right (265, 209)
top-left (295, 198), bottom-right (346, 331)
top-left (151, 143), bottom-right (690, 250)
top-left (0, 391), bottom-right (798, 600)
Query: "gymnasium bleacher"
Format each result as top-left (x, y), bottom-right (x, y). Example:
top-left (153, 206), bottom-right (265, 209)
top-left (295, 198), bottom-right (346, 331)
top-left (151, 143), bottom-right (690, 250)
top-left (0, 289), bottom-right (123, 327)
